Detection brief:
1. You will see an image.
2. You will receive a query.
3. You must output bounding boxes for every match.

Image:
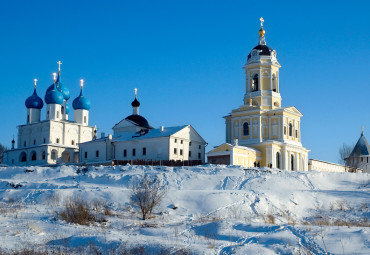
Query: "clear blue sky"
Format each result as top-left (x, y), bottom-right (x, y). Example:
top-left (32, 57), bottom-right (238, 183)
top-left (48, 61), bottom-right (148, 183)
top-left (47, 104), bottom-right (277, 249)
top-left (0, 0), bottom-right (369, 163)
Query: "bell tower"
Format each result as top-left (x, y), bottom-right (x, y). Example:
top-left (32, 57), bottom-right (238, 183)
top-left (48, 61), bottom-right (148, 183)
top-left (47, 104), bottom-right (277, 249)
top-left (243, 17), bottom-right (281, 110)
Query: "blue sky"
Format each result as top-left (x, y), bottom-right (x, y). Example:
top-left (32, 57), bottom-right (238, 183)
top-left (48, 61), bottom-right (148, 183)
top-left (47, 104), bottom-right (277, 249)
top-left (0, 0), bottom-right (369, 163)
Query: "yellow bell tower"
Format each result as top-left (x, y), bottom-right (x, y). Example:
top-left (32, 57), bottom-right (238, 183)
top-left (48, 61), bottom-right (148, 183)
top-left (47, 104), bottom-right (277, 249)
top-left (222, 18), bottom-right (309, 171)
top-left (244, 17), bottom-right (281, 109)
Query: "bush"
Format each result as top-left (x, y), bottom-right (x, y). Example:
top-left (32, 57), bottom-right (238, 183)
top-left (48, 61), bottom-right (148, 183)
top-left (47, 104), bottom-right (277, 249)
top-left (59, 196), bottom-right (104, 225)
top-left (130, 175), bottom-right (166, 220)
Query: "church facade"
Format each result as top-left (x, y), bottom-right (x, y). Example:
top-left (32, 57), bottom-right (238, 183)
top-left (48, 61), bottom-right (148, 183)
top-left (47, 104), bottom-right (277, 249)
top-left (208, 18), bottom-right (309, 170)
top-left (3, 63), bottom-right (96, 166)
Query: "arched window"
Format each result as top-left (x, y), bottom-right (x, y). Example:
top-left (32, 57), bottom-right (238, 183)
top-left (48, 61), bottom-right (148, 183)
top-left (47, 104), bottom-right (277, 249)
top-left (20, 152), bottom-right (27, 162)
top-left (30, 151), bottom-right (36, 161)
top-left (272, 74), bottom-right (277, 92)
top-left (291, 154), bottom-right (294, 171)
top-left (276, 152), bottom-right (280, 169)
top-left (51, 150), bottom-right (57, 160)
top-left (41, 151), bottom-right (46, 160)
top-left (251, 74), bottom-right (259, 91)
top-left (61, 106), bottom-right (64, 114)
top-left (289, 123), bottom-right (293, 137)
top-left (243, 122), bottom-right (249, 136)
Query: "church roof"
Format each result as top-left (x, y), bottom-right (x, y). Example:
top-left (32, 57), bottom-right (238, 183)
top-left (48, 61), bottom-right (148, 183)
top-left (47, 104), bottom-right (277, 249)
top-left (350, 132), bottom-right (370, 157)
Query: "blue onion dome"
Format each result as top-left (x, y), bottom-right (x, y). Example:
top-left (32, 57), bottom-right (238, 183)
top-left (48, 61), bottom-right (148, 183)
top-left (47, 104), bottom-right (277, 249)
top-left (65, 103), bottom-right (70, 114)
top-left (45, 82), bottom-right (64, 105)
top-left (25, 87), bottom-right (44, 109)
top-left (72, 89), bottom-right (91, 110)
top-left (56, 73), bottom-right (70, 100)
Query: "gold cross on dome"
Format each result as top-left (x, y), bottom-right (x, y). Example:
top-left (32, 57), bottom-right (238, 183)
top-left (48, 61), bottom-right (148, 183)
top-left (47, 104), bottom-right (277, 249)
top-left (57, 61), bottom-right (62, 72)
top-left (53, 73), bottom-right (57, 82)
top-left (134, 88), bottom-right (137, 97)
top-left (260, 17), bottom-right (264, 27)
top-left (34, 78), bottom-right (38, 88)
top-left (80, 79), bottom-right (84, 88)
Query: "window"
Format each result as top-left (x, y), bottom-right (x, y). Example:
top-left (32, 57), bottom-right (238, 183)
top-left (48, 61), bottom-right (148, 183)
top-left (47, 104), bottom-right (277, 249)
top-left (57, 111), bottom-right (59, 118)
top-left (198, 153), bottom-right (201, 159)
top-left (96, 150), bottom-right (99, 157)
top-left (284, 127), bottom-right (286, 135)
top-left (243, 122), bottom-right (249, 136)
top-left (20, 152), bottom-right (27, 162)
top-left (31, 152), bottom-right (36, 161)
top-left (143, 147), bottom-right (146, 156)
top-left (61, 106), bottom-right (64, 114)
top-left (174, 148), bottom-right (177, 154)
top-left (189, 151), bottom-right (192, 157)
top-left (12, 159), bottom-right (14, 164)
top-left (84, 152), bottom-right (88, 159)
top-left (174, 139), bottom-right (177, 143)
top-left (180, 149), bottom-right (183, 156)
top-left (361, 157), bottom-right (363, 162)
top-left (199, 145), bottom-right (201, 149)
top-left (189, 142), bottom-right (192, 146)
top-left (180, 140), bottom-right (183, 144)
top-left (24, 141), bottom-right (26, 147)
top-left (43, 138), bottom-right (46, 143)
top-left (51, 150), bottom-right (57, 160)
top-left (276, 152), bottom-right (280, 169)
top-left (27, 115), bottom-right (30, 123)
top-left (291, 155), bottom-right (294, 171)
top-left (289, 123), bottom-right (293, 137)
top-left (123, 149), bottom-right (127, 157)
top-left (272, 74), bottom-right (277, 92)
top-left (84, 116), bottom-right (87, 123)
top-left (42, 151), bottom-right (46, 160)
top-left (295, 130), bottom-right (298, 138)
top-left (33, 139), bottom-right (36, 145)
top-left (71, 140), bottom-right (75, 145)
top-left (56, 138), bottom-right (60, 144)
top-left (47, 111), bottom-right (49, 118)
top-left (251, 74), bottom-right (259, 91)
top-left (132, 149), bottom-right (136, 156)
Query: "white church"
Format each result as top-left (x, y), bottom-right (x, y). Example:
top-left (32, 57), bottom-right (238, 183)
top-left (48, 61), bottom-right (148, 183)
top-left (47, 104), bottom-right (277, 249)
top-left (3, 63), bottom-right (96, 166)
top-left (3, 64), bottom-right (207, 166)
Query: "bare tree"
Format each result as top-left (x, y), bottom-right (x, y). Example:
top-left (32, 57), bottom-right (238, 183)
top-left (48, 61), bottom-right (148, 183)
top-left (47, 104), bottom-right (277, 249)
top-left (338, 143), bottom-right (353, 165)
top-left (130, 175), bottom-right (166, 220)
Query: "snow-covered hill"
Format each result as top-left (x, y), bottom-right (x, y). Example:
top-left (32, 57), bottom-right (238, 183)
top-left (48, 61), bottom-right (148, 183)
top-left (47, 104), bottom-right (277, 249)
top-left (0, 165), bottom-right (369, 254)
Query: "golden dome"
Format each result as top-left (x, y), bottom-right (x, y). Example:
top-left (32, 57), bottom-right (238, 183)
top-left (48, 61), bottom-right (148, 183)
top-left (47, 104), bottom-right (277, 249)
top-left (259, 28), bottom-right (265, 37)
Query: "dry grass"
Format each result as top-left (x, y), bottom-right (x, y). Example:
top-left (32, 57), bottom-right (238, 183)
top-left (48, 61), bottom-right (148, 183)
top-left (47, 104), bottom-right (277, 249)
top-left (59, 196), bottom-right (106, 225)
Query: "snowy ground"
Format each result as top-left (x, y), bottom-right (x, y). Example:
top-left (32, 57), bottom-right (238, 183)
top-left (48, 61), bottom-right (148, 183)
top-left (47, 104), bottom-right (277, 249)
top-left (0, 164), bottom-right (369, 254)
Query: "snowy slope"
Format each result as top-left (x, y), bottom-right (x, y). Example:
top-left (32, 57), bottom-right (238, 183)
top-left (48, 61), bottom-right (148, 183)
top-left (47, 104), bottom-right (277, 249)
top-left (0, 165), bottom-right (369, 254)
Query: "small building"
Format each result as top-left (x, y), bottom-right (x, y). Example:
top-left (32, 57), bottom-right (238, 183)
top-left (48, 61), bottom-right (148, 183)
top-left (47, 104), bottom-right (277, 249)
top-left (207, 140), bottom-right (261, 167)
top-left (79, 89), bottom-right (207, 165)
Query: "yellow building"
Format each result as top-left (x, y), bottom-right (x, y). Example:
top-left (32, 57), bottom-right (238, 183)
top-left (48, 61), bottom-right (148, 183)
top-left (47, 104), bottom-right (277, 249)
top-left (209, 18), bottom-right (309, 170)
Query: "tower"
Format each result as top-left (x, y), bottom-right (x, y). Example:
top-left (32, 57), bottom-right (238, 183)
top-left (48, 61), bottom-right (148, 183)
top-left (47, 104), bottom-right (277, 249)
top-left (25, 79), bottom-right (44, 123)
top-left (223, 18), bottom-right (309, 171)
top-left (244, 17), bottom-right (281, 109)
top-left (44, 73), bottom-right (64, 120)
top-left (72, 79), bottom-right (91, 126)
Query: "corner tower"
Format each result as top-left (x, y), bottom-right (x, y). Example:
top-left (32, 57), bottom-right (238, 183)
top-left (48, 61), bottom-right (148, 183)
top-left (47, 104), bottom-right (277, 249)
top-left (244, 17), bottom-right (281, 109)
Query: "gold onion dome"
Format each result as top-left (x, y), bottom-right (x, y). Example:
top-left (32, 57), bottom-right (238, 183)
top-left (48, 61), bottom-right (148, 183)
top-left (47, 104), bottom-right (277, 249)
top-left (259, 27), bottom-right (265, 37)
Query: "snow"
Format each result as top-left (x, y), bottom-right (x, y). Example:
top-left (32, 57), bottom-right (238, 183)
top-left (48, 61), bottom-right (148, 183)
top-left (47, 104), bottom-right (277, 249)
top-left (0, 164), bottom-right (369, 254)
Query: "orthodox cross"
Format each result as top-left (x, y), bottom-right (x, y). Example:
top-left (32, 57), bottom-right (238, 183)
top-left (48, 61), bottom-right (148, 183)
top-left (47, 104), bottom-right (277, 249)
top-left (57, 61), bottom-right (62, 73)
top-left (53, 73), bottom-right (57, 82)
top-left (34, 78), bottom-right (38, 88)
top-left (80, 79), bottom-right (84, 89)
top-left (260, 17), bottom-right (264, 28)
top-left (135, 88), bottom-right (137, 97)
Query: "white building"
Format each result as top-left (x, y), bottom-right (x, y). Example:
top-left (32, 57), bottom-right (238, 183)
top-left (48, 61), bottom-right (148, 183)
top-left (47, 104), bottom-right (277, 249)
top-left (345, 130), bottom-right (370, 173)
top-left (79, 90), bottom-right (207, 165)
top-left (4, 64), bottom-right (96, 166)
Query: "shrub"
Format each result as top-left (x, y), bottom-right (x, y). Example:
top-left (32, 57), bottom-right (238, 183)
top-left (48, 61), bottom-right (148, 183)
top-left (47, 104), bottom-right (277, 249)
top-left (59, 196), bottom-right (102, 225)
top-left (130, 175), bottom-right (166, 220)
